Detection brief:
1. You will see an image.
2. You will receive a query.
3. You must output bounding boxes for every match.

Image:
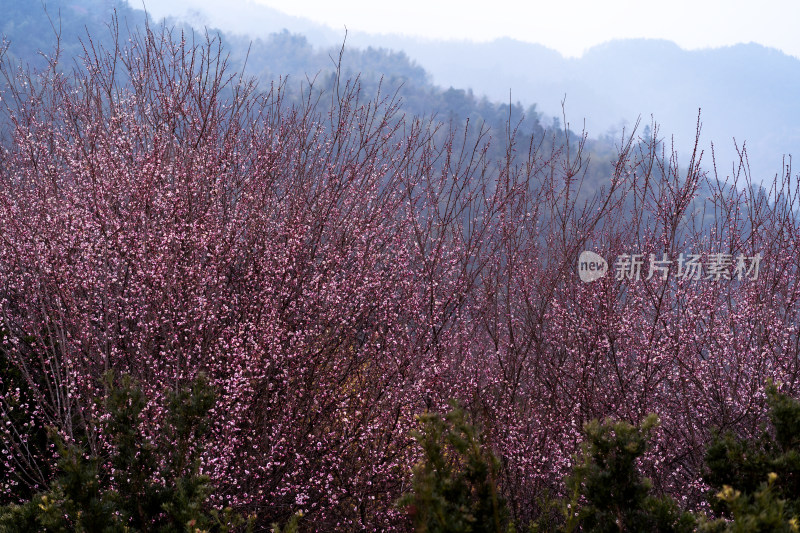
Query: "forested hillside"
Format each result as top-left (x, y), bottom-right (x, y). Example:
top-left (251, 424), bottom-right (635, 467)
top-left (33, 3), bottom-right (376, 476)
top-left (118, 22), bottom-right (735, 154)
top-left (0, 0), bottom-right (628, 194)
top-left (2, 0), bottom-right (760, 210)
top-left (124, 0), bottom-right (800, 185)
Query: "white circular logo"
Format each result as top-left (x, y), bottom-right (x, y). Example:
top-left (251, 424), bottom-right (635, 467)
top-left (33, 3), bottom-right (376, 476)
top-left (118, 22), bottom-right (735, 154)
top-left (578, 251), bottom-right (608, 282)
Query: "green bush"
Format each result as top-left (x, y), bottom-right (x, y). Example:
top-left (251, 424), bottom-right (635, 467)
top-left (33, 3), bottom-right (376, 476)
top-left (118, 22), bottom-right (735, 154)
top-left (400, 406), bottom-right (697, 533)
top-left (702, 381), bottom-right (800, 532)
top-left (0, 371), bottom-right (253, 532)
top-left (398, 402), bottom-right (513, 533)
top-left (700, 473), bottom-right (799, 532)
top-left (559, 414), bottom-right (695, 533)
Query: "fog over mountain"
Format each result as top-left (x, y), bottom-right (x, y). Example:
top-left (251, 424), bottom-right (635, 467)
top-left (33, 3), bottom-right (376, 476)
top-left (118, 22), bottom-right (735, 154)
top-left (136, 0), bottom-right (799, 183)
top-left (405, 37), bottom-right (800, 185)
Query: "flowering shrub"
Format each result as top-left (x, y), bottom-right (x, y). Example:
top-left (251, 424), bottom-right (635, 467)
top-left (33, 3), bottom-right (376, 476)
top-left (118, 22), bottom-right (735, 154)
top-left (0, 18), bottom-right (798, 530)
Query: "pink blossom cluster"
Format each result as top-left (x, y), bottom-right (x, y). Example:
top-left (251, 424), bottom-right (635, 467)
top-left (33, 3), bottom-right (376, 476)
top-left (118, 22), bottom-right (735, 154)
top-left (0, 26), bottom-right (798, 529)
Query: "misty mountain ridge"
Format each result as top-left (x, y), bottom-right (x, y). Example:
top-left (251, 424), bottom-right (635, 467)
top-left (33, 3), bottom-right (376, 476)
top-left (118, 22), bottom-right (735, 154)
top-left (1, 0), bottom-right (794, 184)
top-left (335, 35), bottom-right (800, 184)
top-left (135, 0), bottom-right (798, 183)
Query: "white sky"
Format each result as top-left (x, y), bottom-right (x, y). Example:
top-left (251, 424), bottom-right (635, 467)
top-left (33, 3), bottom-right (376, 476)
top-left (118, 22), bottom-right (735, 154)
top-left (253, 0), bottom-right (800, 58)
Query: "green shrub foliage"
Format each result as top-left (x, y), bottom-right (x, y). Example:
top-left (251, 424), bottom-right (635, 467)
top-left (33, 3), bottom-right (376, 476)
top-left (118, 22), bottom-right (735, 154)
top-left (399, 402), bottom-right (513, 533)
top-left (702, 382), bottom-right (800, 531)
top-left (0, 371), bottom-right (252, 532)
top-left (560, 414), bottom-right (696, 533)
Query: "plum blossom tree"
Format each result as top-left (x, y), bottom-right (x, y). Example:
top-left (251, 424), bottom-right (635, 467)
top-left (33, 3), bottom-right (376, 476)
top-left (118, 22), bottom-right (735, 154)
top-left (0, 15), bottom-right (798, 531)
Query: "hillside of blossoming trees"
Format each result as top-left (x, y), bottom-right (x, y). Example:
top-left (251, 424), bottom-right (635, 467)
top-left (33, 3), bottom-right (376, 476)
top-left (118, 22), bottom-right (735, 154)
top-left (0, 7), bottom-right (798, 532)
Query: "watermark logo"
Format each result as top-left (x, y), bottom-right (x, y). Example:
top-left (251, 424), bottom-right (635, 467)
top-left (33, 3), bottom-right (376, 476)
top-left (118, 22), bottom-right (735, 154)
top-left (578, 251), bottom-right (761, 283)
top-left (578, 251), bottom-right (609, 282)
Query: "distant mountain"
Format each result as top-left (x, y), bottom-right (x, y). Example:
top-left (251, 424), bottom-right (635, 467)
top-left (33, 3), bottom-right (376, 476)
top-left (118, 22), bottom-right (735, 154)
top-left (131, 0), bottom-right (342, 46)
top-left (129, 0), bottom-right (799, 183)
top-left (3, 0), bottom-right (794, 183)
top-left (355, 36), bottom-right (800, 184)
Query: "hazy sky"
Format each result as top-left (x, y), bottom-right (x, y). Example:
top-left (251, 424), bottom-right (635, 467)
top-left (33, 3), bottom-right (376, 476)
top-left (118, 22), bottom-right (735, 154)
top-left (253, 0), bottom-right (800, 58)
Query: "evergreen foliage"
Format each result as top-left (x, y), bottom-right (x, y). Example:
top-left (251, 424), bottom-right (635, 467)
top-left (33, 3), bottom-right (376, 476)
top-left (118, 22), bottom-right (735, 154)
top-left (560, 414), bottom-right (696, 533)
top-left (398, 403), bottom-right (513, 533)
top-left (0, 372), bottom-right (252, 532)
top-left (702, 382), bottom-right (800, 531)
